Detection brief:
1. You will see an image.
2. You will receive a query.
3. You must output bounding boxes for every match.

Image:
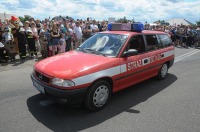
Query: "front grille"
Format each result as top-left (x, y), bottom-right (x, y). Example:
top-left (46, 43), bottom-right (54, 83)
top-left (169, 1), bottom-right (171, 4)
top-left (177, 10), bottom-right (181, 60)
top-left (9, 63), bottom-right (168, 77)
top-left (35, 70), bottom-right (50, 83)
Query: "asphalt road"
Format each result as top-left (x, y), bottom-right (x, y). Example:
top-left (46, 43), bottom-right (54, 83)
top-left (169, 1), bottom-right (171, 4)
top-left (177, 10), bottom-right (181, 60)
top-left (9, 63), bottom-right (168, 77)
top-left (0, 47), bottom-right (200, 132)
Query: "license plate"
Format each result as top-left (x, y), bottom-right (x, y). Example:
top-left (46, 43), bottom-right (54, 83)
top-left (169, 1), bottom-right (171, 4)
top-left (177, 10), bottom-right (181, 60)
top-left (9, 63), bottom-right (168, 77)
top-left (33, 80), bottom-right (45, 94)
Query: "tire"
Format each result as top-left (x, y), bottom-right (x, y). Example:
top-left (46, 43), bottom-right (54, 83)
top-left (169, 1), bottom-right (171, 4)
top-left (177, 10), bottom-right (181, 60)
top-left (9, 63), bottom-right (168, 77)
top-left (156, 63), bottom-right (168, 80)
top-left (84, 80), bottom-right (111, 111)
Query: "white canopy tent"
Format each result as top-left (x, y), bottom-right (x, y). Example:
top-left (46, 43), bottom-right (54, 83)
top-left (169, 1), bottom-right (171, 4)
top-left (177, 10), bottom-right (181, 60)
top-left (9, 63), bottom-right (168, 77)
top-left (167, 18), bottom-right (193, 26)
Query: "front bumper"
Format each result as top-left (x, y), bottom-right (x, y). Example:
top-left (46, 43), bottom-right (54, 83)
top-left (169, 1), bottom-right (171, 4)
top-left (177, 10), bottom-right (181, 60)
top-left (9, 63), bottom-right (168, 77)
top-left (31, 73), bottom-right (88, 106)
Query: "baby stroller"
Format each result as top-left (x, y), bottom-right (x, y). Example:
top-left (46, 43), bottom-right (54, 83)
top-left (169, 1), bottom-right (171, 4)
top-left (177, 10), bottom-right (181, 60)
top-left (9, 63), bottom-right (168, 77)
top-left (0, 42), bottom-right (9, 62)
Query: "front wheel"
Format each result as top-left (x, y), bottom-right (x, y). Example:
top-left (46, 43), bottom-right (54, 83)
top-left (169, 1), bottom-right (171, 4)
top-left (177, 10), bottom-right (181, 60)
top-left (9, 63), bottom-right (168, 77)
top-left (84, 80), bottom-right (111, 111)
top-left (156, 63), bottom-right (168, 80)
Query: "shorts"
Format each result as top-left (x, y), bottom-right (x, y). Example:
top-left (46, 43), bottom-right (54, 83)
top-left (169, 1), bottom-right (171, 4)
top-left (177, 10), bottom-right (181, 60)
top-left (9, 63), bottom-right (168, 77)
top-left (171, 36), bottom-right (176, 42)
top-left (176, 35), bottom-right (180, 40)
top-left (50, 38), bottom-right (60, 46)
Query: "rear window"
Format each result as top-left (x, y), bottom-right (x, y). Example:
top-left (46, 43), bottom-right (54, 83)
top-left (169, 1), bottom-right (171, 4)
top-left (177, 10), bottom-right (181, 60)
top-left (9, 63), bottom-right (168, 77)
top-left (145, 35), bottom-right (159, 51)
top-left (158, 34), bottom-right (172, 47)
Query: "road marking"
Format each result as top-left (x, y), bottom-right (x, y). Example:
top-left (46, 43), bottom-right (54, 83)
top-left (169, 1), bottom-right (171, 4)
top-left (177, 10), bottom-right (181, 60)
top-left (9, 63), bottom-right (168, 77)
top-left (39, 100), bottom-right (54, 106)
top-left (175, 49), bottom-right (199, 59)
top-left (175, 50), bottom-right (200, 63)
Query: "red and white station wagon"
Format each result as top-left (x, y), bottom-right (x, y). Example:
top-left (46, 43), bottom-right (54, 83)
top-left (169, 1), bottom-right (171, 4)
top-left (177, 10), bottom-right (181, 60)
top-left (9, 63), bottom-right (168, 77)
top-left (31, 23), bottom-right (174, 111)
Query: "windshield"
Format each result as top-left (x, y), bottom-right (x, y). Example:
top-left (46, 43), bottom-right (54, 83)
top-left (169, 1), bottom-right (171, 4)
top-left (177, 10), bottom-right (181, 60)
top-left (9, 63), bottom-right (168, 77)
top-left (76, 33), bottom-right (128, 57)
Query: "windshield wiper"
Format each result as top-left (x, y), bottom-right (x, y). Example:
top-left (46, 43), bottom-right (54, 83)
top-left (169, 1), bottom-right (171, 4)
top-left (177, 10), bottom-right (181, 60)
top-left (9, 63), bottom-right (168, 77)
top-left (97, 52), bottom-right (107, 56)
top-left (84, 48), bottom-right (96, 53)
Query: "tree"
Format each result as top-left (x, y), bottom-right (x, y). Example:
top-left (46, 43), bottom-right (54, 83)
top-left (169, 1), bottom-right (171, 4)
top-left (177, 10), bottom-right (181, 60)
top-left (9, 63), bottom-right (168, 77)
top-left (116, 16), bottom-right (129, 23)
top-left (18, 15), bottom-right (32, 23)
top-left (196, 20), bottom-right (200, 26)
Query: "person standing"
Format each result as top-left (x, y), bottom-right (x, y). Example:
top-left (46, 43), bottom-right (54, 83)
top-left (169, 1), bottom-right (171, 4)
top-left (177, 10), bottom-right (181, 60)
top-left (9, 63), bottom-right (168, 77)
top-left (31, 21), bottom-right (41, 55)
top-left (99, 21), bottom-right (107, 32)
top-left (39, 30), bottom-right (48, 58)
top-left (58, 33), bottom-right (66, 53)
top-left (90, 20), bottom-right (99, 36)
top-left (61, 21), bottom-right (70, 52)
top-left (24, 21), bottom-right (30, 31)
top-left (17, 27), bottom-right (28, 62)
top-left (0, 28), bottom-right (3, 42)
top-left (2, 27), bottom-right (14, 62)
top-left (36, 19), bottom-right (42, 35)
top-left (50, 23), bottom-right (60, 55)
top-left (68, 24), bottom-right (74, 50)
top-left (43, 25), bottom-right (51, 56)
top-left (73, 21), bottom-right (82, 48)
top-left (82, 22), bottom-right (92, 42)
top-left (26, 29), bottom-right (37, 58)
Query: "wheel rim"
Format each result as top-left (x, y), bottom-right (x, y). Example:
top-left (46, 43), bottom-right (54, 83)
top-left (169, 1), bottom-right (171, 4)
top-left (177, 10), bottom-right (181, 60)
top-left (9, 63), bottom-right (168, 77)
top-left (93, 85), bottom-right (109, 107)
top-left (161, 64), bottom-right (168, 78)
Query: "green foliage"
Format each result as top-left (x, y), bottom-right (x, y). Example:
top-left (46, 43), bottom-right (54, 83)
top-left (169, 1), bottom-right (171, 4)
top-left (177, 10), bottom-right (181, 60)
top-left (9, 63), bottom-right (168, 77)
top-left (18, 15), bottom-right (32, 23)
top-left (116, 16), bottom-right (129, 23)
top-left (18, 16), bottom-right (24, 23)
top-left (196, 21), bottom-right (200, 26)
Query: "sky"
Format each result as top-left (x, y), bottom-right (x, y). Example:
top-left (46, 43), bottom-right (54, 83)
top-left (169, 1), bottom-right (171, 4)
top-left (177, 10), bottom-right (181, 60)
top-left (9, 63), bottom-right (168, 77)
top-left (0, 0), bottom-right (200, 24)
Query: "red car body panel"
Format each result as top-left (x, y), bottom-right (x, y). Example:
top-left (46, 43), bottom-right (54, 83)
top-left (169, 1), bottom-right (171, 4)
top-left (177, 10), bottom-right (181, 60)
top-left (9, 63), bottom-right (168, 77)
top-left (33, 30), bottom-right (174, 94)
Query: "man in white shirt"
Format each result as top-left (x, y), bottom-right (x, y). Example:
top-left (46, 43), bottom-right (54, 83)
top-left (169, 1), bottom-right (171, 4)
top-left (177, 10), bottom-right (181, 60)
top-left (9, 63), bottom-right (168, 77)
top-left (90, 20), bottom-right (99, 36)
top-left (73, 21), bottom-right (83, 48)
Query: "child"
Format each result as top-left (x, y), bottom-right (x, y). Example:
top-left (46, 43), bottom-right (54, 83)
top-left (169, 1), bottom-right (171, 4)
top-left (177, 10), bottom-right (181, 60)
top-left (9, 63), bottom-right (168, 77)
top-left (39, 30), bottom-right (48, 58)
top-left (2, 27), bottom-right (14, 62)
top-left (58, 33), bottom-right (66, 53)
top-left (26, 28), bottom-right (37, 58)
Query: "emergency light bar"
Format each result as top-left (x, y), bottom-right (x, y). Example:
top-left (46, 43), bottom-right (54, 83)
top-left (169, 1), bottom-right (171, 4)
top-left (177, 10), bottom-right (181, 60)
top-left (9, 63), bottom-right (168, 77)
top-left (108, 23), bottom-right (144, 32)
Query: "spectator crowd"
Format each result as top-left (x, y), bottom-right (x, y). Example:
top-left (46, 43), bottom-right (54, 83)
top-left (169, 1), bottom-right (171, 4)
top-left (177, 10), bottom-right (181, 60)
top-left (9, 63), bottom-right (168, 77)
top-left (0, 16), bottom-right (200, 63)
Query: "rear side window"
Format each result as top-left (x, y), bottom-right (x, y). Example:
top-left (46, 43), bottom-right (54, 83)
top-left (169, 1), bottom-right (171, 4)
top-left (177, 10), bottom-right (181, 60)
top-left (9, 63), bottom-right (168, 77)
top-left (158, 34), bottom-right (172, 47)
top-left (145, 35), bottom-right (159, 51)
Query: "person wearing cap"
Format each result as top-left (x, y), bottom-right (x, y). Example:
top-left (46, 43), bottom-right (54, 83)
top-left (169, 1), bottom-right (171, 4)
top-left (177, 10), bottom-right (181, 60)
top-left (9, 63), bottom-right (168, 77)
top-left (26, 28), bottom-right (37, 58)
top-left (24, 21), bottom-right (30, 32)
top-left (17, 27), bottom-right (28, 62)
top-left (2, 27), bottom-right (14, 62)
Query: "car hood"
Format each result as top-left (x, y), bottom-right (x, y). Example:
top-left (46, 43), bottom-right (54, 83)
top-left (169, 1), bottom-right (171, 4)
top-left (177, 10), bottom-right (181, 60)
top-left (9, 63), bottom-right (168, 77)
top-left (35, 51), bottom-right (117, 79)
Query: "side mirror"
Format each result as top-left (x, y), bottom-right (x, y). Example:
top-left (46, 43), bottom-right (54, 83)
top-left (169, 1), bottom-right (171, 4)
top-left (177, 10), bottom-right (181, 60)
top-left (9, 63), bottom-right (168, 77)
top-left (122, 49), bottom-right (138, 57)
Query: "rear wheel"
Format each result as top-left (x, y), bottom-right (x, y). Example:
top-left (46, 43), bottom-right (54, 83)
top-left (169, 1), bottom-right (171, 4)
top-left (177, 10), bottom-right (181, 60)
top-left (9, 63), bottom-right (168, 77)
top-left (157, 63), bottom-right (168, 80)
top-left (84, 80), bottom-right (111, 111)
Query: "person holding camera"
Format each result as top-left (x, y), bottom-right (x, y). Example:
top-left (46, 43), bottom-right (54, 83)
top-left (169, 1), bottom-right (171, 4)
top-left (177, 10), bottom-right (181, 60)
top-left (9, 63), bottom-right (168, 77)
top-left (82, 22), bottom-right (92, 42)
top-left (99, 21), bottom-right (107, 32)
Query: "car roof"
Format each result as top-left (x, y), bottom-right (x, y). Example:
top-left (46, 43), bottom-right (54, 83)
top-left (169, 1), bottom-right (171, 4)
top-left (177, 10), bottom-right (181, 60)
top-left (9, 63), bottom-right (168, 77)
top-left (100, 30), bottom-right (168, 36)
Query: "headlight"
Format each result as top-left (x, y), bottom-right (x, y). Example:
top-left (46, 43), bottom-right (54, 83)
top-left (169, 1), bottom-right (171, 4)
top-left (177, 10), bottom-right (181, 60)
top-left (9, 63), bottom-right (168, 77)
top-left (51, 78), bottom-right (75, 87)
